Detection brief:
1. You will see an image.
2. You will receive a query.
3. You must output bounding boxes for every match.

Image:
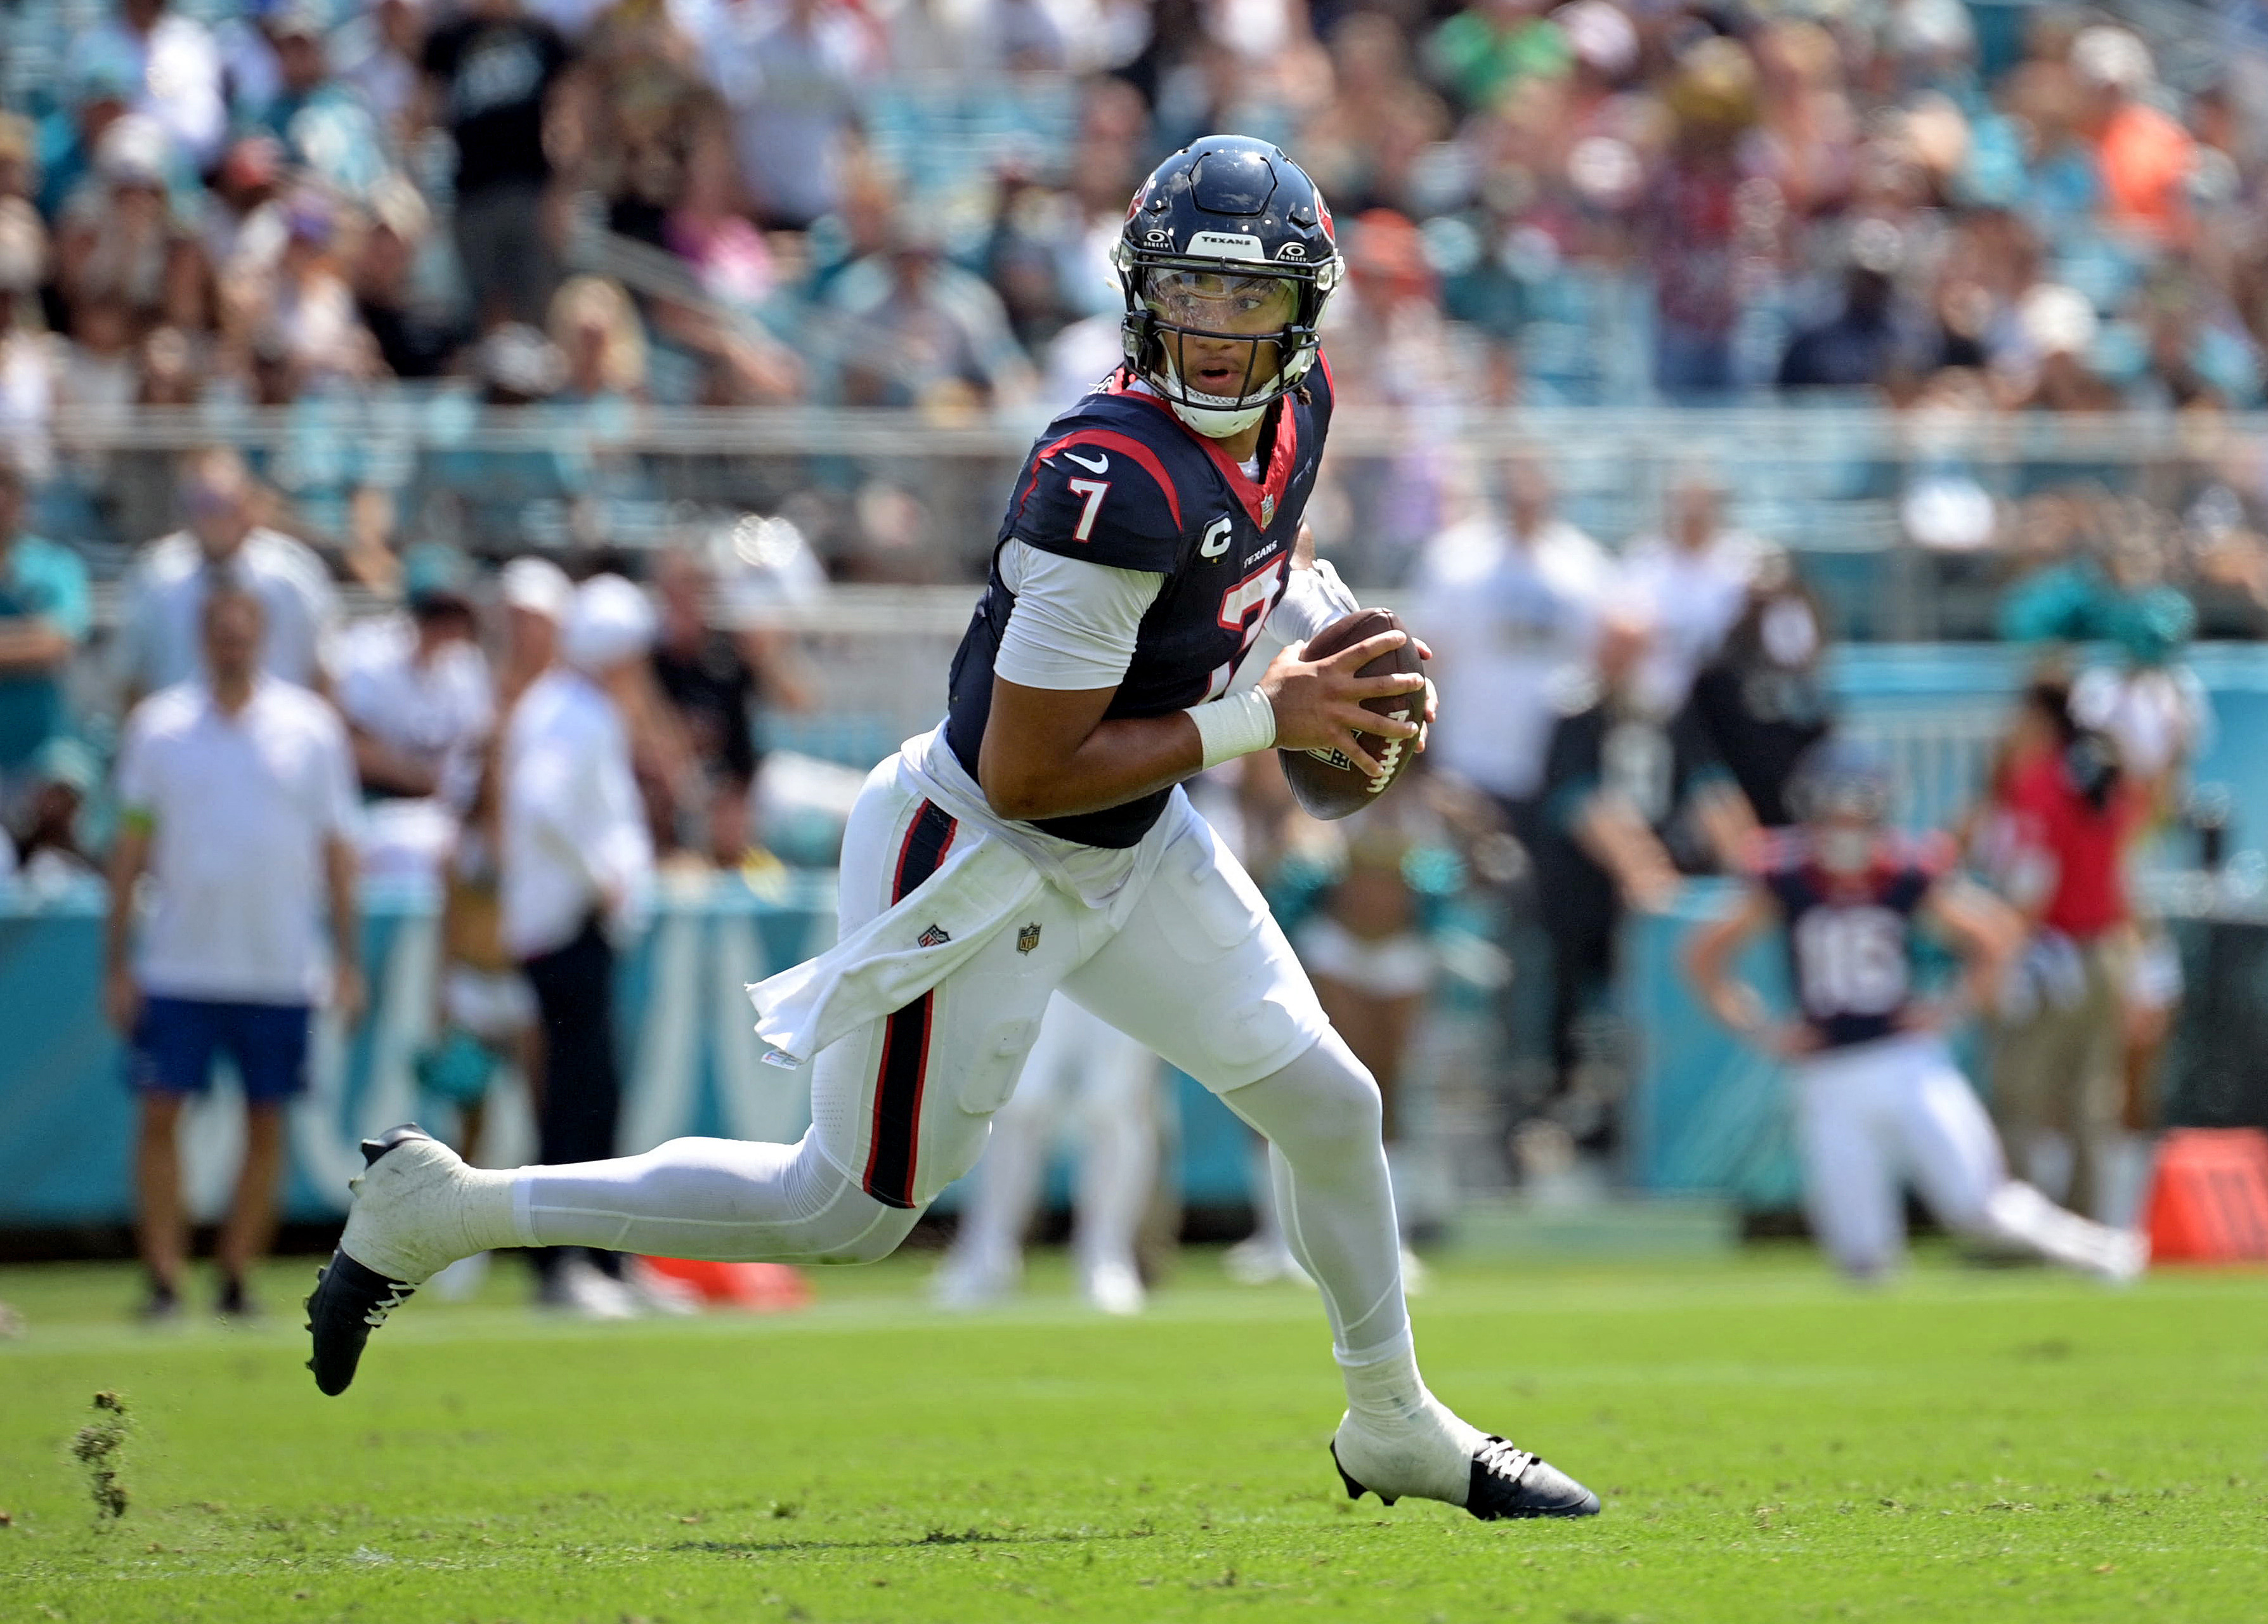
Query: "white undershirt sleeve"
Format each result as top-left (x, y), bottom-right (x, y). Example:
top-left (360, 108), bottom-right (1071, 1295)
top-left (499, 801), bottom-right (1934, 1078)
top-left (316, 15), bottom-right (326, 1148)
top-left (993, 540), bottom-right (1166, 691)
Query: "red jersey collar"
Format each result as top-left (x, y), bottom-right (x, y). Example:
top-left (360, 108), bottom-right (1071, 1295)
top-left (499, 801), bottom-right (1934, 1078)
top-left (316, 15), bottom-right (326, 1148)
top-left (1108, 369), bottom-right (1299, 530)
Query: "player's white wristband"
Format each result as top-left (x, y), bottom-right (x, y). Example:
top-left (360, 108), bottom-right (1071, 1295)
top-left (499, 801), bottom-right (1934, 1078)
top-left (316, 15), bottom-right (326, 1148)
top-left (1187, 687), bottom-right (1277, 770)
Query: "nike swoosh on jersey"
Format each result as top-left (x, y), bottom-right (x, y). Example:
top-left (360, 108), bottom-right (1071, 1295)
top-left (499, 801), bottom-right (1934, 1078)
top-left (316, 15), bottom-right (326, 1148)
top-left (1059, 450), bottom-right (1111, 473)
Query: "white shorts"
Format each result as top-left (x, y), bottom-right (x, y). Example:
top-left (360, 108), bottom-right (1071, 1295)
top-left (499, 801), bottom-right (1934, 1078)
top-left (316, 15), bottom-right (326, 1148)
top-left (1792, 1034), bottom-right (2007, 1273)
top-left (443, 964), bottom-right (537, 1045)
top-left (807, 755), bottom-right (1330, 1211)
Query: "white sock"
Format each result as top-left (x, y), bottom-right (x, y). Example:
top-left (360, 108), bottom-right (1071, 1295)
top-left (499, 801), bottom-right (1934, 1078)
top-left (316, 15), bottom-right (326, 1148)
top-left (1334, 1330), bottom-right (1485, 1504)
top-left (346, 1135), bottom-right (528, 1283)
top-left (459, 1168), bottom-right (526, 1256)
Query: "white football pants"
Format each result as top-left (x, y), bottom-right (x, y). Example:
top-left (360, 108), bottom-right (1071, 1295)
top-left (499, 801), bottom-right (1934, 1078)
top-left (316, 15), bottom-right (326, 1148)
top-left (1794, 1034), bottom-right (2130, 1278)
top-left (942, 993), bottom-right (1161, 1289)
top-left (512, 760), bottom-right (1412, 1359)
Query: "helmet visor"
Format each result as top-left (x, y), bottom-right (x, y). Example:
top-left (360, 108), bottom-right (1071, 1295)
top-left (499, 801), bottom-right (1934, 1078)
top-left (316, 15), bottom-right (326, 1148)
top-left (1143, 269), bottom-right (1301, 404)
top-left (1144, 269), bottom-right (1300, 330)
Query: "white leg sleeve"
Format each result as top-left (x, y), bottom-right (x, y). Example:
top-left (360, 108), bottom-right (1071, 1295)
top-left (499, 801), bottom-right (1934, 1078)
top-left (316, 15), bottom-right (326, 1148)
top-left (1244, 1139), bottom-right (1288, 1248)
top-left (1220, 1029), bottom-right (1407, 1358)
top-left (1071, 1018), bottom-right (1158, 1282)
top-left (516, 1132), bottom-right (919, 1266)
top-left (1226, 1030), bottom-right (1486, 1504)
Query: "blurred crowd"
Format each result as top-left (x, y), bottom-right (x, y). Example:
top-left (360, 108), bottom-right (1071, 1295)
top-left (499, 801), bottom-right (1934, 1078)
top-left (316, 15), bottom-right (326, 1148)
top-left (11, 0), bottom-right (2268, 420)
top-left (2, 0), bottom-right (2268, 576)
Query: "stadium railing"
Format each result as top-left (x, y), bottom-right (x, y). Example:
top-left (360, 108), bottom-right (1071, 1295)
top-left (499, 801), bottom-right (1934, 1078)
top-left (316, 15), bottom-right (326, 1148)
top-left (32, 398), bottom-right (2266, 640)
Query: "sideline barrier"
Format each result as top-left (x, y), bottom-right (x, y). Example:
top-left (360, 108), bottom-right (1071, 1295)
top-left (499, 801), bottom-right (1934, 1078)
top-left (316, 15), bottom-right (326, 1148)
top-left (0, 876), bottom-right (832, 1229)
top-left (0, 874), bottom-right (1256, 1231)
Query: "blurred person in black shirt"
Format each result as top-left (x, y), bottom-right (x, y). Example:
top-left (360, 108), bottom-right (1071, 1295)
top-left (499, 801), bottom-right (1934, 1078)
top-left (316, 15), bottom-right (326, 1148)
top-left (353, 176), bottom-right (466, 380)
top-left (648, 546), bottom-right (807, 867)
top-left (1525, 614), bottom-right (1755, 1160)
top-left (1776, 223), bottom-right (1915, 393)
top-left (1688, 551), bottom-right (1835, 828)
top-left (419, 0), bottom-right (580, 328)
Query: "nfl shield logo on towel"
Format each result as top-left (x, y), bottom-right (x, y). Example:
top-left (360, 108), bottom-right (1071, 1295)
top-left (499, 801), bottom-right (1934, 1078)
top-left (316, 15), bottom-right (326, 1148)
top-left (1017, 923), bottom-right (1041, 955)
top-left (918, 923), bottom-right (951, 947)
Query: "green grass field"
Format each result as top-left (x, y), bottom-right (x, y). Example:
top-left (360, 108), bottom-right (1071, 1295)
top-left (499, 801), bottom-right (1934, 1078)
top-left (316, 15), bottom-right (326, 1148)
top-left (1, 1245), bottom-right (2263, 1623)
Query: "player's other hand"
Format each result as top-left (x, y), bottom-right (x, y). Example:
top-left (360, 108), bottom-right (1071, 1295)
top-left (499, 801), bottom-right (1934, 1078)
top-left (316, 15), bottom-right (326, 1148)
top-left (1260, 631), bottom-right (1424, 779)
top-left (1410, 637), bottom-right (1437, 752)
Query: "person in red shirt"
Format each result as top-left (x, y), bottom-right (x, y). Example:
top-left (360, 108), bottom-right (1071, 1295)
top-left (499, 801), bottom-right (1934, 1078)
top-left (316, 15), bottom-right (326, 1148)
top-left (1983, 679), bottom-right (2142, 1219)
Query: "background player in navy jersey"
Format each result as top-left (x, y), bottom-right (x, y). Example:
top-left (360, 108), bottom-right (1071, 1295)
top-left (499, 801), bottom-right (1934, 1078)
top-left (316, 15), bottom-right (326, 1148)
top-left (1685, 739), bottom-right (2146, 1283)
top-left (306, 137), bottom-right (1600, 1521)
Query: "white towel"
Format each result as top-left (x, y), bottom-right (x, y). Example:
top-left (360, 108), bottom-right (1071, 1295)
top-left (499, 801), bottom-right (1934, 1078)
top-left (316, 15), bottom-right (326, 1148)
top-left (746, 829), bottom-right (1044, 1063)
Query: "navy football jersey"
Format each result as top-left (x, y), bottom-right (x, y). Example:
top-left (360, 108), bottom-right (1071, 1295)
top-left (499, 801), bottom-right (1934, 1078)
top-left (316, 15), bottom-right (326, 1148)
top-left (1755, 830), bottom-right (1952, 1051)
top-left (945, 361), bottom-right (1335, 848)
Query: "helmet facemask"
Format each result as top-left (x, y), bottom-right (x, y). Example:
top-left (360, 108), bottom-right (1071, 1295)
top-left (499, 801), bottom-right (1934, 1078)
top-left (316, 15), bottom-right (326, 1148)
top-left (1117, 257), bottom-right (1333, 439)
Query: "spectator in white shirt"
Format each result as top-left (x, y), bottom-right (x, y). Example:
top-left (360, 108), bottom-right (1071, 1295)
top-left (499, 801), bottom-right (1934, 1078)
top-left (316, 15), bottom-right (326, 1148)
top-left (1618, 471), bottom-right (1761, 718)
top-left (336, 543), bottom-right (494, 805)
top-left (1412, 458), bottom-right (1613, 1169)
top-left (105, 585), bottom-right (362, 1321)
top-left (68, 0), bottom-right (227, 171)
top-left (502, 573), bottom-right (655, 1311)
top-left (117, 448), bottom-right (339, 703)
top-left (1412, 456), bottom-right (1613, 822)
top-left (497, 554), bottom-right (572, 712)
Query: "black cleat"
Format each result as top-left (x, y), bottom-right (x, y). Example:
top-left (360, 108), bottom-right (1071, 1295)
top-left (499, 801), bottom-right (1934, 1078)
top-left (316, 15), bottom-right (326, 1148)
top-left (302, 1127), bottom-right (431, 1396)
top-left (1330, 1436), bottom-right (1601, 1521)
top-left (1465, 1436), bottom-right (1601, 1519)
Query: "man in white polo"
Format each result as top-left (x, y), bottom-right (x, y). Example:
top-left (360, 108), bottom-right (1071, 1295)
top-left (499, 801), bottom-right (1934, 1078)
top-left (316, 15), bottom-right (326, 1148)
top-left (116, 447), bottom-right (340, 704)
top-left (105, 585), bottom-right (363, 1320)
top-left (502, 573), bottom-right (656, 1314)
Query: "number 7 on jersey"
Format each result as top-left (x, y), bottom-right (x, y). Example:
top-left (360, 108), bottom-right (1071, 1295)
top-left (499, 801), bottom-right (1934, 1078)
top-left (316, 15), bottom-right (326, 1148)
top-left (1066, 479), bottom-right (1112, 543)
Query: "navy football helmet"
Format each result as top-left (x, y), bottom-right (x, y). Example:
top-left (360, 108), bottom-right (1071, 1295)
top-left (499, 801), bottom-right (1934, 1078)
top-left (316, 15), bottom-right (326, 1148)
top-left (1787, 735), bottom-right (1891, 826)
top-left (1112, 136), bottom-right (1343, 439)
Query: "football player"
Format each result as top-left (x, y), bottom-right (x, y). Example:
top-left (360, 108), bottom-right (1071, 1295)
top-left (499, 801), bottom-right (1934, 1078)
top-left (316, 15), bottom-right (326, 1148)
top-left (1685, 737), bottom-right (2146, 1282)
top-left (308, 137), bottom-right (1599, 1520)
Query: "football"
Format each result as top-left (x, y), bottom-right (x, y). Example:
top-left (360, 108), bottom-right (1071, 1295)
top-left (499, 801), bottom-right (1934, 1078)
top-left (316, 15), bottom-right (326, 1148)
top-left (1279, 607), bottom-right (1425, 820)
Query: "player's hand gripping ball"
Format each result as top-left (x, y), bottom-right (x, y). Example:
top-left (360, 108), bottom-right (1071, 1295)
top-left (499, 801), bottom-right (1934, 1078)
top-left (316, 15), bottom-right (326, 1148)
top-left (1278, 608), bottom-right (1426, 820)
